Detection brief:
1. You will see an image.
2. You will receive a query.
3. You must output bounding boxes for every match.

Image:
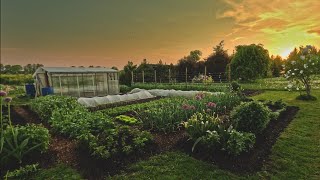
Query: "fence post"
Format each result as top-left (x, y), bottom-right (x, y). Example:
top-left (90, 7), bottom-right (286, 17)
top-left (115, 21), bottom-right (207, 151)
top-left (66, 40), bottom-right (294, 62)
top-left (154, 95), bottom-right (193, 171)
top-left (142, 71), bottom-right (145, 83)
top-left (185, 67), bottom-right (188, 85)
top-left (169, 69), bottom-right (171, 83)
top-left (154, 70), bottom-right (157, 83)
top-left (131, 71), bottom-right (134, 84)
top-left (205, 66), bottom-right (207, 76)
top-left (228, 65), bottom-right (231, 82)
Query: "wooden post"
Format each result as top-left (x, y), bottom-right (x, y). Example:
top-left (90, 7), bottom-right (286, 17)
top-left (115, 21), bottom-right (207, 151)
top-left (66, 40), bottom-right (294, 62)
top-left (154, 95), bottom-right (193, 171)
top-left (58, 75), bottom-right (63, 96)
top-left (205, 66), bottom-right (207, 76)
top-left (76, 75), bottom-right (80, 97)
top-left (185, 67), bottom-right (188, 85)
top-left (228, 65), bottom-right (231, 82)
top-left (169, 69), bottom-right (171, 83)
top-left (142, 71), bottom-right (145, 83)
top-left (131, 71), bottom-right (134, 84)
top-left (154, 70), bottom-right (157, 83)
top-left (92, 74), bottom-right (95, 96)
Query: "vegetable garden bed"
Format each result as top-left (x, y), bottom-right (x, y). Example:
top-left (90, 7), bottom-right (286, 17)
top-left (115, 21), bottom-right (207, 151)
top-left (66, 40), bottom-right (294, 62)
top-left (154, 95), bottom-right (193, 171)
top-left (176, 106), bottom-right (299, 173)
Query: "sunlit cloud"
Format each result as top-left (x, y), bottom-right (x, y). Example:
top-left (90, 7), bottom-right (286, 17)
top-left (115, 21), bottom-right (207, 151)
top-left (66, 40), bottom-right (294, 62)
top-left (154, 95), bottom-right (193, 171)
top-left (218, 0), bottom-right (320, 58)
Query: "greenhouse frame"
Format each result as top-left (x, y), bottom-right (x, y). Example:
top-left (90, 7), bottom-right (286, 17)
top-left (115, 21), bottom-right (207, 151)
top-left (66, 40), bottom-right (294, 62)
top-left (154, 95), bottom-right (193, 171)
top-left (33, 67), bottom-right (119, 97)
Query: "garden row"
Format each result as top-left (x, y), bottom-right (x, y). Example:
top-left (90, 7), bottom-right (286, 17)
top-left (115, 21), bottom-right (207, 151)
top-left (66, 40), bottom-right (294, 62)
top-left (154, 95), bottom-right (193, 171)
top-left (120, 83), bottom-right (229, 93)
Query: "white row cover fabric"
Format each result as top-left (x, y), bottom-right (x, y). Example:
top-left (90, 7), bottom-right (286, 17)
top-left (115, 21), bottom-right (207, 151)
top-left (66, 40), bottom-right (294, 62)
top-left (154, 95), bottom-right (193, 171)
top-left (78, 90), bottom-right (154, 107)
top-left (129, 88), bottom-right (224, 98)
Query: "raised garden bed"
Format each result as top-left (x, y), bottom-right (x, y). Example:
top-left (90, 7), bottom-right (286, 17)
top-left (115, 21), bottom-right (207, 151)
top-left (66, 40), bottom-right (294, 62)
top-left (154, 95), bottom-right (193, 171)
top-left (176, 106), bottom-right (299, 173)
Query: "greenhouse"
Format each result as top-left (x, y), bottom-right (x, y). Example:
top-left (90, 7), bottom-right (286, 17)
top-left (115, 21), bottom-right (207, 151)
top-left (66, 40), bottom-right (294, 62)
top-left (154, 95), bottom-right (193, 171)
top-left (32, 67), bottom-right (119, 97)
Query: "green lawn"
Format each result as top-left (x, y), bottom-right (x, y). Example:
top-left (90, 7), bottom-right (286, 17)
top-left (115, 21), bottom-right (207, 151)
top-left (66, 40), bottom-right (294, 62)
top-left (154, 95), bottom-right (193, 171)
top-left (112, 90), bottom-right (320, 180)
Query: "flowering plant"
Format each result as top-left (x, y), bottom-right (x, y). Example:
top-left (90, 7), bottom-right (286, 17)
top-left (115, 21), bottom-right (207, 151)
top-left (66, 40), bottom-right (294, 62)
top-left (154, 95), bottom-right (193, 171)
top-left (192, 74), bottom-right (213, 83)
top-left (284, 45), bottom-right (320, 98)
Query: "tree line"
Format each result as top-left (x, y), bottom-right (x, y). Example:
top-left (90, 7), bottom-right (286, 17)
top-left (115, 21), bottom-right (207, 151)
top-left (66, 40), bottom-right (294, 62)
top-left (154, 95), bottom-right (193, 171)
top-left (120, 41), bottom-right (319, 85)
top-left (0, 64), bottom-right (44, 74)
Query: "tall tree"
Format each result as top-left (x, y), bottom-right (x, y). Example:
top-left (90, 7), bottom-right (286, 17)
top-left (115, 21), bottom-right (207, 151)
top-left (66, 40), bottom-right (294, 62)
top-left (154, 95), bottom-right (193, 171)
top-left (270, 55), bottom-right (283, 77)
top-left (205, 40), bottom-right (230, 74)
top-left (230, 44), bottom-right (270, 81)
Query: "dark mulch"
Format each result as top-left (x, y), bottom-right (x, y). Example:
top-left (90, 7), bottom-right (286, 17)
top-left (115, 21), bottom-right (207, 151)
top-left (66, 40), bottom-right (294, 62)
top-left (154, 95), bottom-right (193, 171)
top-left (175, 106), bottom-right (299, 173)
top-left (242, 89), bottom-right (264, 97)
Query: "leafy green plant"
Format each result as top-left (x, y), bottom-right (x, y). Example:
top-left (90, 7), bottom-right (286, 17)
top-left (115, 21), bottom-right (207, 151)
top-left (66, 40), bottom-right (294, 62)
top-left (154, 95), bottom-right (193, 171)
top-left (225, 130), bottom-right (255, 156)
top-left (1, 125), bottom-right (49, 164)
top-left (115, 115), bottom-right (139, 125)
top-left (79, 125), bottom-right (152, 159)
top-left (183, 112), bottom-right (223, 140)
top-left (230, 101), bottom-right (271, 134)
top-left (3, 163), bottom-right (39, 180)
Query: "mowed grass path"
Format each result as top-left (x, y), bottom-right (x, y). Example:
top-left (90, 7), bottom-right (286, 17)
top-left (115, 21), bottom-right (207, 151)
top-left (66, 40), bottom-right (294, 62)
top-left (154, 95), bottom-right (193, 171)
top-left (112, 90), bottom-right (320, 180)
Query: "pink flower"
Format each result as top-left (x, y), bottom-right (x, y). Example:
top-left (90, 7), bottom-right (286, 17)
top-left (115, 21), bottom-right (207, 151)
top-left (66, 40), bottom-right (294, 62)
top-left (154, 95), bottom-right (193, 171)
top-left (182, 104), bottom-right (190, 110)
top-left (190, 105), bottom-right (196, 110)
top-left (206, 102), bottom-right (216, 108)
top-left (4, 97), bottom-right (12, 103)
top-left (195, 93), bottom-right (205, 100)
top-left (0, 90), bottom-right (7, 97)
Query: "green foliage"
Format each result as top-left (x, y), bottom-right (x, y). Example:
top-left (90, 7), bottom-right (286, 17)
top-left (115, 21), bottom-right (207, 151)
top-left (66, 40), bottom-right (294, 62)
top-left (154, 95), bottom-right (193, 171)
top-left (225, 130), bottom-right (255, 156)
top-left (230, 44), bottom-right (270, 81)
top-left (135, 93), bottom-right (241, 133)
top-left (115, 115), bottom-right (139, 125)
top-left (1, 125), bottom-right (49, 164)
top-left (30, 95), bottom-right (85, 120)
top-left (80, 125), bottom-right (152, 159)
top-left (119, 85), bottom-right (132, 93)
top-left (0, 74), bottom-right (34, 85)
top-left (136, 98), bottom-right (189, 133)
top-left (4, 163), bottom-right (39, 180)
top-left (230, 101), bottom-right (271, 134)
top-left (33, 164), bottom-right (83, 180)
top-left (184, 112), bottom-right (256, 156)
top-left (183, 112), bottom-right (222, 140)
top-left (230, 81), bottom-right (241, 92)
top-left (99, 98), bottom-right (178, 117)
top-left (31, 95), bottom-right (152, 160)
top-left (270, 55), bottom-right (283, 77)
top-left (131, 83), bottom-right (229, 92)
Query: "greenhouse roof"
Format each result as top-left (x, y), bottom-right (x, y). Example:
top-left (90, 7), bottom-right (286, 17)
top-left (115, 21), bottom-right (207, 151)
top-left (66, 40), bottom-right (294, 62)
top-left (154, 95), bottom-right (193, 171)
top-left (33, 67), bottom-right (117, 76)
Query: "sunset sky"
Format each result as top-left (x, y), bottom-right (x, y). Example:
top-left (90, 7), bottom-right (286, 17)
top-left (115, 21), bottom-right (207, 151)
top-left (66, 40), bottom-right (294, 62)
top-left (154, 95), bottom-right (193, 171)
top-left (1, 0), bottom-right (320, 69)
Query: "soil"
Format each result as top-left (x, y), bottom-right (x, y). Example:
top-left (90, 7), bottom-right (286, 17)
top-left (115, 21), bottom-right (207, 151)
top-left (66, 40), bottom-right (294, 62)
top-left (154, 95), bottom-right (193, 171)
top-left (175, 106), bottom-right (299, 173)
top-left (4, 104), bottom-right (299, 178)
top-left (242, 89), bottom-right (264, 97)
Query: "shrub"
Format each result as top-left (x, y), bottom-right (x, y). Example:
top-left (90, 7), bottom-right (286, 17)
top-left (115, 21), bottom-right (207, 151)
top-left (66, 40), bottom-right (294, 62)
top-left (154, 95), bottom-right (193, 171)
top-left (230, 81), bottom-right (241, 92)
top-left (230, 101), bottom-right (271, 134)
top-left (230, 44), bottom-right (270, 81)
top-left (284, 45), bottom-right (320, 98)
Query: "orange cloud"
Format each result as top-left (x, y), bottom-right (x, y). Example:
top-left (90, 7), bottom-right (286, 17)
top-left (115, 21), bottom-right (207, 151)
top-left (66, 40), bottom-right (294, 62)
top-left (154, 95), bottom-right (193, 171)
top-left (218, 0), bottom-right (320, 57)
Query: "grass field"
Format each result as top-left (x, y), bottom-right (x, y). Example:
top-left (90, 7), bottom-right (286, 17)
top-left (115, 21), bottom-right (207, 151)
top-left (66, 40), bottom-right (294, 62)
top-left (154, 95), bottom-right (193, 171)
top-left (112, 90), bottom-right (320, 179)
